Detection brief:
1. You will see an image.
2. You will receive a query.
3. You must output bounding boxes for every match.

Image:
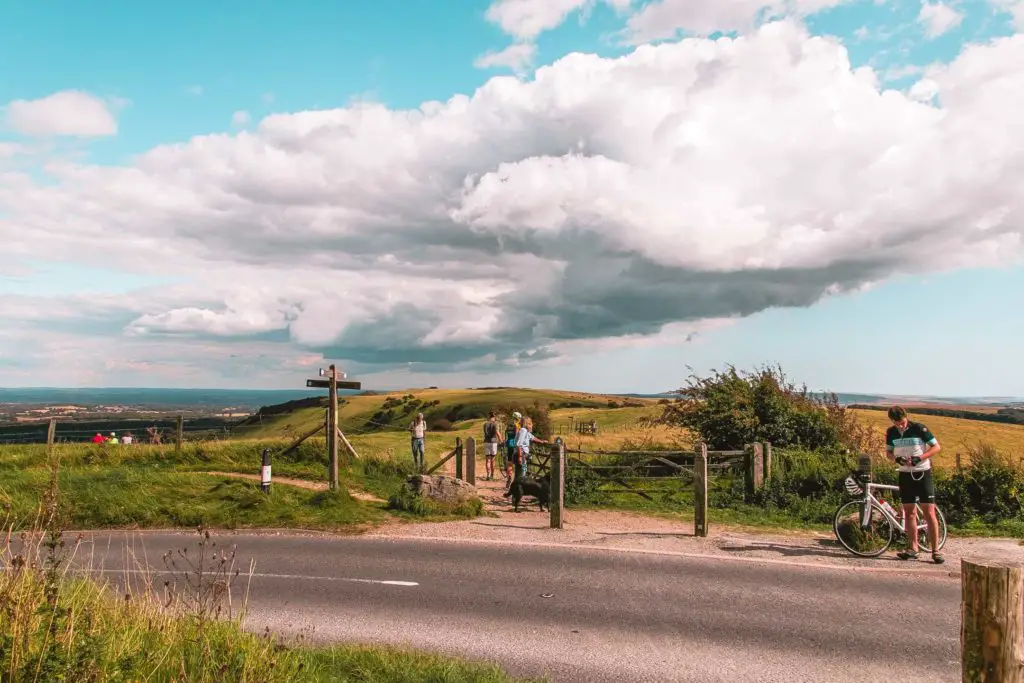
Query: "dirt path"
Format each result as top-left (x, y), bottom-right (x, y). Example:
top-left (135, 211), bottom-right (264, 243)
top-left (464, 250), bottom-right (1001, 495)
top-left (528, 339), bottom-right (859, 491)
top-left (203, 471), bottom-right (385, 503)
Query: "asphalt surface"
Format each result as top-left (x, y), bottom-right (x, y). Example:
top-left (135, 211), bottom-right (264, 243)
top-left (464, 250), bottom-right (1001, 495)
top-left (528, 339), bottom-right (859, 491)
top-left (55, 531), bottom-right (961, 682)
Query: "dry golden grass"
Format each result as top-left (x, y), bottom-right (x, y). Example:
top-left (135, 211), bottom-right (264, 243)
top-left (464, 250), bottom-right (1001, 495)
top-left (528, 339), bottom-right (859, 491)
top-left (548, 405), bottom-right (690, 452)
top-left (852, 409), bottom-right (1024, 467)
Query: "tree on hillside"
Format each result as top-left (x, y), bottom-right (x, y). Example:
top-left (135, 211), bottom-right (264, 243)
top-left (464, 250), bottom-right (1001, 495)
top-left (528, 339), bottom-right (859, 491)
top-left (657, 364), bottom-right (879, 453)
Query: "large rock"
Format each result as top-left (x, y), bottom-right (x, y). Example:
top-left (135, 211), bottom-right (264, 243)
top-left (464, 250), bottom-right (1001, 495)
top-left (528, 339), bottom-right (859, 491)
top-left (405, 475), bottom-right (478, 504)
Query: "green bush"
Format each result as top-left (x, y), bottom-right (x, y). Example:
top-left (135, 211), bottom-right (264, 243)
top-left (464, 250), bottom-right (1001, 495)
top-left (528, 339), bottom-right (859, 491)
top-left (658, 364), bottom-right (878, 453)
top-left (937, 444), bottom-right (1023, 526)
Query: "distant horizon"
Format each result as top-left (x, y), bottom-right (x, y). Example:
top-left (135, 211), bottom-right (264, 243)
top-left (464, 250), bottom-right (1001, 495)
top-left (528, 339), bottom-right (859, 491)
top-left (1, 385), bottom-right (1021, 403)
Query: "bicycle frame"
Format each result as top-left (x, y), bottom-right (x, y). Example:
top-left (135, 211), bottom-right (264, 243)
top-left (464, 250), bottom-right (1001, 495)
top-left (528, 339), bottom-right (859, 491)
top-left (859, 482), bottom-right (908, 532)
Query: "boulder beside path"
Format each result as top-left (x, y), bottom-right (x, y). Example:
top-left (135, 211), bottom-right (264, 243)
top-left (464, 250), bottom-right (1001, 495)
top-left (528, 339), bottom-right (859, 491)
top-left (405, 474), bottom-right (478, 503)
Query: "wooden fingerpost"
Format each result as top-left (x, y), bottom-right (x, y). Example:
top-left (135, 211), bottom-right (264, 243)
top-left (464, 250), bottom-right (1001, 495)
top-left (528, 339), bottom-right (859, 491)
top-left (175, 415), bottom-right (183, 455)
top-left (455, 437), bottom-right (463, 480)
top-left (763, 442), bottom-right (773, 483)
top-left (694, 442), bottom-right (708, 538)
top-left (745, 442), bottom-right (764, 498)
top-left (550, 438), bottom-right (565, 529)
top-left (465, 437), bottom-right (476, 485)
top-left (46, 419), bottom-right (57, 456)
top-left (961, 559), bottom-right (1023, 682)
top-left (327, 365), bottom-right (339, 491)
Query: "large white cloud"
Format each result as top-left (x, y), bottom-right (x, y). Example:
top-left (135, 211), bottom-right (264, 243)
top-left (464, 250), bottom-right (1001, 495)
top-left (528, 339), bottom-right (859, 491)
top-left (484, 0), bottom-right (633, 41)
top-left (1, 20), bottom-right (1023, 374)
top-left (3, 90), bottom-right (119, 137)
top-left (621, 0), bottom-right (846, 43)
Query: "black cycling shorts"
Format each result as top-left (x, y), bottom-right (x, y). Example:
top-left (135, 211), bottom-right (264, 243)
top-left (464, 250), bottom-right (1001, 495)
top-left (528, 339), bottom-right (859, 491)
top-left (897, 470), bottom-right (936, 505)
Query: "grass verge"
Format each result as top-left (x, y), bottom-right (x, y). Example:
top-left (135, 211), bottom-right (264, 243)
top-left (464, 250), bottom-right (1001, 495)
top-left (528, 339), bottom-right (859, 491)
top-left (1, 464), bottom-right (536, 682)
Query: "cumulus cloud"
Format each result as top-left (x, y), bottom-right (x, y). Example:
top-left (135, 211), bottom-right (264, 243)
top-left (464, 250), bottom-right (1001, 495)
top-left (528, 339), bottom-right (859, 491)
top-left (1, 20), bottom-right (1023, 374)
top-left (991, 0), bottom-right (1024, 30)
top-left (4, 90), bottom-right (119, 137)
top-left (620, 0), bottom-right (846, 43)
top-left (484, 0), bottom-right (632, 40)
top-left (474, 43), bottom-right (538, 73)
top-left (918, 2), bottom-right (963, 37)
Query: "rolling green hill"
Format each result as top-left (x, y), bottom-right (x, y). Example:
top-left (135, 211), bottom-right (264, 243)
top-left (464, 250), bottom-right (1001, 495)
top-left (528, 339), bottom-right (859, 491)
top-left (232, 388), bottom-right (639, 437)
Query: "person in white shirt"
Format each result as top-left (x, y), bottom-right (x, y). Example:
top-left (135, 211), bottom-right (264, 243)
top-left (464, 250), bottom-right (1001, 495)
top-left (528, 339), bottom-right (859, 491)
top-left (409, 413), bottom-right (426, 471)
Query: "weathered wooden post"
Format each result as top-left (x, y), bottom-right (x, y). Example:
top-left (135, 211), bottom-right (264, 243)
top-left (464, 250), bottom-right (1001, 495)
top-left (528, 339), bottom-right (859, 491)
top-left (763, 442), bottom-right (772, 483)
top-left (550, 438), bottom-right (565, 529)
top-left (46, 419), bottom-right (57, 456)
top-left (465, 437), bottom-right (476, 485)
top-left (961, 558), bottom-right (1023, 682)
top-left (260, 448), bottom-right (272, 494)
top-left (957, 453), bottom-right (963, 472)
top-left (745, 442), bottom-right (764, 498)
top-left (455, 437), bottom-right (463, 480)
top-left (175, 415), bottom-right (184, 455)
top-left (694, 442), bottom-right (708, 537)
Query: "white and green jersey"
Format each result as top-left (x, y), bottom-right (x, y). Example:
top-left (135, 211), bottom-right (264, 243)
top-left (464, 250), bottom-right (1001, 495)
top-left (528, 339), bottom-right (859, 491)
top-left (885, 421), bottom-right (937, 473)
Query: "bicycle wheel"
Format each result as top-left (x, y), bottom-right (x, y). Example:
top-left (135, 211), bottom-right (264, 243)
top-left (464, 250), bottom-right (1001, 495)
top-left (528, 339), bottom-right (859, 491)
top-left (834, 501), bottom-right (894, 557)
top-left (916, 505), bottom-right (948, 552)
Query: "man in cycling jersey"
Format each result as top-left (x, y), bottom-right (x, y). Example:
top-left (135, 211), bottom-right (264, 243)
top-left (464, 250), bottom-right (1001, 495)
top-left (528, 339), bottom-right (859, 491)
top-left (885, 406), bottom-right (944, 564)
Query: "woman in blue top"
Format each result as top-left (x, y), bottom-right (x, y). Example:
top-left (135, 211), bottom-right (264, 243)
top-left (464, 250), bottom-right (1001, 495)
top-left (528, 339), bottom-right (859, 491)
top-left (515, 416), bottom-right (548, 479)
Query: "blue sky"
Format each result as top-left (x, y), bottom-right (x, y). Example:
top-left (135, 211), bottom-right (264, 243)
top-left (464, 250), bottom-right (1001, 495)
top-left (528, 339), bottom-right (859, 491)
top-left (1, 0), bottom-right (1023, 396)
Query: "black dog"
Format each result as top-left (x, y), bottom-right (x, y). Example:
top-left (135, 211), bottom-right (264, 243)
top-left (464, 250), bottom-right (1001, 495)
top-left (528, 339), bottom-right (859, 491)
top-left (505, 474), bottom-right (550, 512)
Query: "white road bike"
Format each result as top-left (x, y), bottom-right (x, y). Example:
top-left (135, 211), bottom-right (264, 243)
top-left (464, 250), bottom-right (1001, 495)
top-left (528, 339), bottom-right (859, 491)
top-left (833, 471), bottom-right (948, 558)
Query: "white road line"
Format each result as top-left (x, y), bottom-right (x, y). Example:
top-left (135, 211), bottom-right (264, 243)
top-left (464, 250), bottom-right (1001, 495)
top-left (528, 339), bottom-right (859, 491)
top-left (85, 568), bottom-right (418, 587)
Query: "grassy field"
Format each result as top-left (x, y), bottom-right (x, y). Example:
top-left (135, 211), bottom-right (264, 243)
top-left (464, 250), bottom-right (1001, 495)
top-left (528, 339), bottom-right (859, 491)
top-left (852, 408), bottom-right (1024, 465)
top-left (0, 438), bottom-right (483, 531)
top-left (1, 528), bottom-right (536, 682)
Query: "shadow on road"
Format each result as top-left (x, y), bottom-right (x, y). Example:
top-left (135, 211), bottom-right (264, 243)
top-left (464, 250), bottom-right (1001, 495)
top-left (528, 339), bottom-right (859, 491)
top-left (719, 539), bottom-right (854, 560)
top-left (594, 531), bottom-right (696, 539)
top-left (470, 521), bottom-right (551, 530)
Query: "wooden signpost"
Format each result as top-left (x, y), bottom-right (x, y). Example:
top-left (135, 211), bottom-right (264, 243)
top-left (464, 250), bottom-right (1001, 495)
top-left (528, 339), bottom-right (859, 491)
top-left (304, 366), bottom-right (362, 491)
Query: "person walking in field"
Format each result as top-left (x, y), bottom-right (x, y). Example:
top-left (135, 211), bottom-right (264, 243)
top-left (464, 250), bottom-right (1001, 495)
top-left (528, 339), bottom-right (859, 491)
top-left (482, 411), bottom-right (500, 481)
top-left (885, 406), bottom-right (944, 564)
top-left (409, 412), bottom-right (426, 471)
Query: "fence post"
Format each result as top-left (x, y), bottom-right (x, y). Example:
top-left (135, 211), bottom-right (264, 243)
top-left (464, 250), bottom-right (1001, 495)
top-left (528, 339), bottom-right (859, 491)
top-left (260, 448), bottom-right (272, 494)
top-left (46, 419), bottom-right (57, 456)
top-left (550, 438), bottom-right (565, 529)
top-left (957, 453), bottom-right (963, 472)
top-left (175, 415), bottom-right (183, 455)
top-left (694, 442), bottom-right (708, 538)
top-left (745, 442), bottom-right (764, 498)
top-left (763, 442), bottom-right (772, 483)
top-left (455, 437), bottom-right (463, 480)
top-left (961, 558), bottom-right (1023, 682)
top-left (465, 437), bottom-right (476, 485)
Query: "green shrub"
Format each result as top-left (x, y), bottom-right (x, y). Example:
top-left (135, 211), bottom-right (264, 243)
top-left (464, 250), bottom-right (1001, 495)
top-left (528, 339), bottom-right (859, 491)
top-left (657, 364), bottom-right (879, 453)
top-left (937, 444), bottom-right (1023, 526)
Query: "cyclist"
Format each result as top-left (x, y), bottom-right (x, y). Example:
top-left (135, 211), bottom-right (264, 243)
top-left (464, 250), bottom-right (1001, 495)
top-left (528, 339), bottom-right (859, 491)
top-left (885, 406), bottom-right (944, 564)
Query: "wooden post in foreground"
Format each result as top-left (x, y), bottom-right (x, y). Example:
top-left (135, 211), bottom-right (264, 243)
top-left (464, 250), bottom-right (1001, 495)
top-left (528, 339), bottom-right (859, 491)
top-left (455, 437), bottom-right (463, 480)
top-left (175, 415), bottom-right (183, 455)
top-left (694, 442), bottom-right (708, 538)
top-left (46, 419), bottom-right (57, 456)
top-left (961, 559), bottom-right (1023, 682)
top-left (763, 442), bottom-right (773, 483)
top-left (550, 438), bottom-right (565, 529)
top-left (465, 437), bottom-right (476, 485)
top-left (745, 442), bottom-right (764, 498)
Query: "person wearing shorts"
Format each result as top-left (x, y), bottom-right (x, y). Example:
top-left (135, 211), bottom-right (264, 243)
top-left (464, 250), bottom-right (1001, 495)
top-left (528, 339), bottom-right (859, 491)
top-left (503, 412), bottom-right (522, 490)
top-left (482, 412), bottom-right (500, 481)
top-left (885, 406), bottom-right (943, 564)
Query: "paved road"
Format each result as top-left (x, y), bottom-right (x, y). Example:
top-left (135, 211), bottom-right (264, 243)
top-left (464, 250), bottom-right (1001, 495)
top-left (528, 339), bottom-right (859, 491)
top-left (59, 531), bottom-right (961, 682)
